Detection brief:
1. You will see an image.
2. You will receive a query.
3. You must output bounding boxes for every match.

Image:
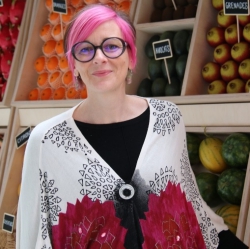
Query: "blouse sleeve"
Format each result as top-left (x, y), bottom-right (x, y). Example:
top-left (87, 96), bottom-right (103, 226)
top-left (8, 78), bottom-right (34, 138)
top-left (16, 126), bottom-right (52, 249)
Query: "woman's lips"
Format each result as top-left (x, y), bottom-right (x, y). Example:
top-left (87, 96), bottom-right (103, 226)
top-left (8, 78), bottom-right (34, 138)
top-left (92, 70), bottom-right (112, 77)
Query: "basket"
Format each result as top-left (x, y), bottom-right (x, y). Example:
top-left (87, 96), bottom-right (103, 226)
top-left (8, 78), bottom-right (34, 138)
top-left (0, 229), bottom-right (16, 249)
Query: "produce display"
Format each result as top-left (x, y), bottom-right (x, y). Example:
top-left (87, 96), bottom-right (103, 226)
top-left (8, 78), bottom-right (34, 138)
top-left (150, 0), bottom-right (199, 22)
top-left (187, 131), bottom-right (250, 234)
top-left (137, 29), bottom-right (192, 97)
top-left (202, 0), bottom-right (250, 94)
top-left (28, 0), bottom-right (132, 101)
top-left (0, 0), bottom-right (26, 101)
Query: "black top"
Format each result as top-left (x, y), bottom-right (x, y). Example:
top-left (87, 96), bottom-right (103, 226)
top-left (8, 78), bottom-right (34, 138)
top-left (74, 107), bottom-right (150, 182)
top-left (74, 107), bottom-right (248, 249)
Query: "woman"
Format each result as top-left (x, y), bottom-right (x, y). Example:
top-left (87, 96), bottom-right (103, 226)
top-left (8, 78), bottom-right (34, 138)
top-left (16, 4), bottom-right (248, 249)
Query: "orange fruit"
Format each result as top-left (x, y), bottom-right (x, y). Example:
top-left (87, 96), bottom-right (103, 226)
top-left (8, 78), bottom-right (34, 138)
top-left (52, 24), bottom-right (65, 41)
top-left (40, 23), bottom-right (53, 42)
top-left (46, 55), bottom-right (59, 72)
top-left (34, 56), bottom-right (46, 73)
top-left (55, 39), bottom-right (64, 57)
top-left (28, 88), bottom-right (40, 100)
top-left (49, 70), bottom-right (62, 89)
top-left (62, 70), bottom-right (73, 87)
top-left (117, 1), bottom-right (131, 14)
top-left (106, 1), bottom-right (117, 9)
top-left (70, 0), bottom-right (85, 8)
top-left (84, 0), bottom-right (98, 4)
top-left (80, 85), bottom-right (88, 99)
top-left (37, 72), bottom-right (49, 88)
top-left (75, 5), bottom-right (85, 13)
top-left (53, 86), bottom-right (66, 100)
top-left (48, 12), bottom-right (60, 25)
top-left (66, 86), bottom-right (80, 99)
top-left (59, 56), bottom-right (69, 72)
top-left (43, 39), bottom-right (57, 57)
top-left (41, 87), bottom-right (54, 100)
top-left (45, 0), bottom-right (53, 11)
top-left (62, 6), bottom-right (75, 24)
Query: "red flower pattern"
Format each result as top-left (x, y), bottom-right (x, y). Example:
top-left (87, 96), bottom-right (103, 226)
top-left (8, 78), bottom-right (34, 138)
top-left (140, 182), bottom-right (206, 249)
top-left (52, 195), bottom-right (127, 249)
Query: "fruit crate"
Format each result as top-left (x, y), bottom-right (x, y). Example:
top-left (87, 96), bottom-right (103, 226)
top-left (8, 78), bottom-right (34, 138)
top-left (11, 0), bottom-right (137, 108)
top-left (126, 0), bottom-right (250, 104)
top-left (186, 126), bottom-right (250, 246)
top-left (0, 0), bottom-right (36, 107)
top-left (0, 107), bottom-right (14, 195)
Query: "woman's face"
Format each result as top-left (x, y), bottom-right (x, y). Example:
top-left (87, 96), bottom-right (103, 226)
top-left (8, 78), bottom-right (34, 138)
top-left (73, 20), bottom-right (132, 95)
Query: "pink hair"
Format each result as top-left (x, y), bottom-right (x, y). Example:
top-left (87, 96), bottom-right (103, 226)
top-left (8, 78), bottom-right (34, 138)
top-left (64, 5), bottom-right (136, 74)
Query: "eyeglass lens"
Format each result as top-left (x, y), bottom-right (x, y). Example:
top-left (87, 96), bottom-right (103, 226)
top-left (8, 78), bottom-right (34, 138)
top-left (73, 37), bottom-right (126, 62)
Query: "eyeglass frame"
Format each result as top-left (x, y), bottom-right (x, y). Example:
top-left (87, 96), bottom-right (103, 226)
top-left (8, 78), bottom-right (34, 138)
top-left (71, 37), bottom-right (128, 63)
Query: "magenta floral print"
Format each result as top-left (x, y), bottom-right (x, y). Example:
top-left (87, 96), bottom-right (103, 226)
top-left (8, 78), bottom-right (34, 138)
top-left (52, 195), bottom-right (127, 249)
top-left (140, 182), bottom-right (206, 249)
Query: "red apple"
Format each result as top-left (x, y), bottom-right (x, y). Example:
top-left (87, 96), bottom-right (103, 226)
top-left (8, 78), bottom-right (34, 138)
top-left (245, 79), bottom-right (250, 92)
top-left (243, 23), bottom-right (250, 43)
top-left (217, 9), bottom-right (236, 28)
top-left (231, 42), bottom-right (250, 63)
top-left (214, 43), bottom-right (232, 64)
top-left (207, 26), bottom-right (225, 47)
top-left (220, 60), bottom-right (239, 82)
top-left (202, 62), bottom-right (221, 82)
top-left (238, 15), bottom-right (250, 27)
top-left (226, 78), bottom-right (245, 93)
top-left (208, 79), bottom-right (227, 94)
top-left (238, 58), bottom-right (250, 80)
top-left (212, 0), bottom-right (223, 10)
top-left (225, 24), bottom-right (243, 45)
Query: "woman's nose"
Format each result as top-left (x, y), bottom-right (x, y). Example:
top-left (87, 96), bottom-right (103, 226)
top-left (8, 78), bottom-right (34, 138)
top-left (93, 48), bottom-right (108, 63)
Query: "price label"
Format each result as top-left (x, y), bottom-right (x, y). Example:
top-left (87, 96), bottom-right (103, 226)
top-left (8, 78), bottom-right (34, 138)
top-left (15, 127), bottom-right (31, 149)
top-left (224, 0), bottom-right (249, 15)
top-left (2, 213), bottom-right (15, 233)
top-left (152, 39), bottom-right (173, 60)
top-left (52, 0), bottom-right (67, 14)
top-left (0, 0), bottom-right (3, 7)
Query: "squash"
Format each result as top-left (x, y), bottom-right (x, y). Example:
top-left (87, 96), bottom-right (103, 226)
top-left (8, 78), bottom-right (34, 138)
top-left (199, 137), bottom-right (227, 173)
top-left (215, 204), bottom-right (240, 235)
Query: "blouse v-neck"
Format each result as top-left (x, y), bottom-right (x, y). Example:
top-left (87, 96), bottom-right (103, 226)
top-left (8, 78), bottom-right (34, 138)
top-left (74, 106), bottom-right (150, 182)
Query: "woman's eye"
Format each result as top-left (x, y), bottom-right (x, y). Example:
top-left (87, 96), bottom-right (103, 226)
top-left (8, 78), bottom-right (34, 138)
top-left (79, 47), bottom-right (93, 54)
top-left (104, 44), bottom-right (119, 51)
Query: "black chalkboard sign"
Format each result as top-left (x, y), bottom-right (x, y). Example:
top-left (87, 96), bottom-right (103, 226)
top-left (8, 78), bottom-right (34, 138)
top-left (15, 127), bottom-right (31, 149)
top-left (53, 0), bottom-right (67, 14)
top-left (152, 39), bottom-right (173, 60)
top-left (224, 0), bottom-right (249, 15)
top-left (2, 213), bottom-right (15, 233)
top-left (0, 0), bottom-right (3, 7)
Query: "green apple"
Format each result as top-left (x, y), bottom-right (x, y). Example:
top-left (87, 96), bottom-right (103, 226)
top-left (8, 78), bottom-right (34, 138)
top-left (207, 26), bottom-right (225, 47)
top-left (245, 79), bottom-right (250, 92)
top-left (212, 0), bottom-right (223, 10)
top-left (202, 62), bottom-right (221, 83)
top-left (238, 15), bottom-right (250, 26)
top-left (231, 42), bottom-right (250, 63)
top-left (214, 43), bottom-right (232, 64)
top-left (238, 59), bottom-right (250, 80)
top-left (225, 24), bottom-right (243, 45)
top-left (243, 23), bottom-right (250, 43)
top-left (208, 79), bottom-right (227, 94)
top-left (226, 78), bottom-right (245, 93)
top-left (217, 9), bottom-right (236, 28)
top-left (220, 60), bottom-right (239, 82)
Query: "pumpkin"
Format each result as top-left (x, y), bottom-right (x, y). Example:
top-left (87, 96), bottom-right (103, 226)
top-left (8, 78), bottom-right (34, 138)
top-left (215, 204), bottom-right (240, 235)
top-left (199, 137), bottom-right (227, 173)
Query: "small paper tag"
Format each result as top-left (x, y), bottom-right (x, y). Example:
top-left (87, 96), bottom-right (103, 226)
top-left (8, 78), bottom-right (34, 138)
top-left (15, 127), bottom-right (31, 149)
top-left (2, 213), bottom-right (15, 233)
top-left (152, 39), bottom-right (173, 60)
top-left (224, 0), bottom-right (249, 15)
top-left (52, 0), bottom-right (67, 14)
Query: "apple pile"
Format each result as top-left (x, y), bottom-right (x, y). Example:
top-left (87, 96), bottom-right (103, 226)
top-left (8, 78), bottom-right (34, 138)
top-left (201, 0), bottom-right (250, 94)
top-left (0, 0), bottom-right (26, 101)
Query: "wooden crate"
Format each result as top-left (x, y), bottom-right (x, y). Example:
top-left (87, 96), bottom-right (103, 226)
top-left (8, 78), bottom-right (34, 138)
top-left (0, 108), bottom-right (14, 195)
top-left (0, 0), bottom-right (36, 107)
top-left (186, 126), bottom-right (250, 245)
top-left (11, 0), bottom-right (137, 108)
top-left (126, 0), bottom-right (250, 104)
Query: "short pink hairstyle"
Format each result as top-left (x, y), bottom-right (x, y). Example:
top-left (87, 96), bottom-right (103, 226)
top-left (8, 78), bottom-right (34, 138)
top-left (64, 4), bottom-right (136, 74)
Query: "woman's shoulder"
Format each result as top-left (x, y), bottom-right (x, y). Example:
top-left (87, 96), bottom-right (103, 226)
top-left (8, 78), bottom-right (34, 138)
top-left (146, 97), bottom-right (181, 113)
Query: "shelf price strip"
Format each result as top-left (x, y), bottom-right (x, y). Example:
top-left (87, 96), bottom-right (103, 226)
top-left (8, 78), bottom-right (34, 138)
top-left (2, 213), bottom-right (15, 233)
top-left (223, 0), bottom-right (250, 42)
top-left (152, 39), bottom-right (173, 84)
top-left (15, 126), bottom-right (31, 149)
